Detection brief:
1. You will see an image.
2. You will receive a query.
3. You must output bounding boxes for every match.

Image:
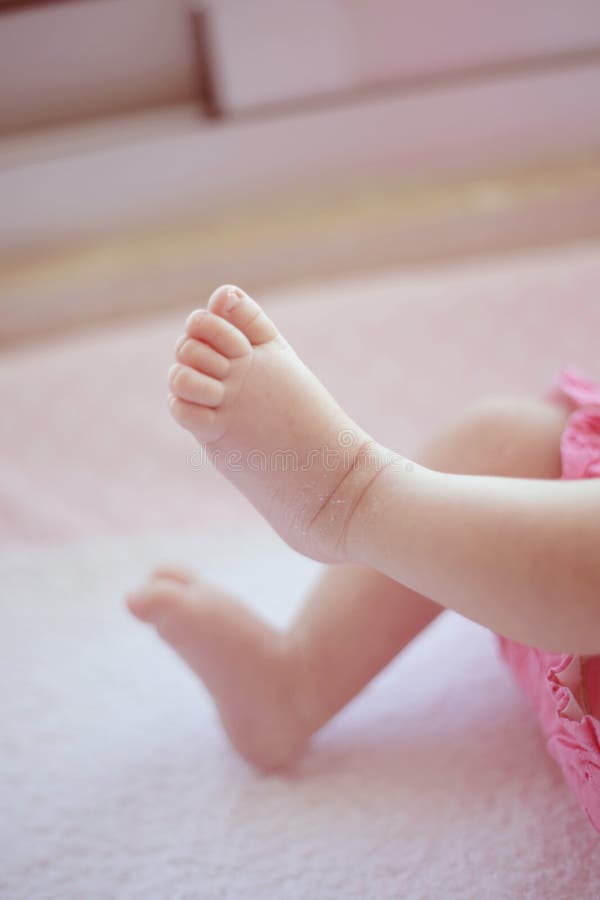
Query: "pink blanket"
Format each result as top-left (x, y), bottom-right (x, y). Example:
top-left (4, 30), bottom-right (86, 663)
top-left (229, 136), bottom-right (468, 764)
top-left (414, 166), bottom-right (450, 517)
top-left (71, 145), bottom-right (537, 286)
top-left (2, 246), bottom-right (600, 897)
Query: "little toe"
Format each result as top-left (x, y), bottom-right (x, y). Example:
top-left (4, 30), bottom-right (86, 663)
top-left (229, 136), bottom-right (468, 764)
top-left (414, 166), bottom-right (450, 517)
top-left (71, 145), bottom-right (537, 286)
top-left (208, 285), bottom-right (279, 346)
top-left (185, 309), bottom-right (251, 359)
top-left (168, 363), bottom-right (225, 407)
top-left (176, 338), bottom-right (230, 380)
top-left (168, 395), bottom-right (221, 441)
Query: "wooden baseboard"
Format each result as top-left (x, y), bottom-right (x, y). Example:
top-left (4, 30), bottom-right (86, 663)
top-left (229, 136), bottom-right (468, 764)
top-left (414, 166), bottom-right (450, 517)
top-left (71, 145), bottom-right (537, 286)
top-left (2, 58), bottom-right (600, 258)
top-left (1, 155), bottom-right (599, 346)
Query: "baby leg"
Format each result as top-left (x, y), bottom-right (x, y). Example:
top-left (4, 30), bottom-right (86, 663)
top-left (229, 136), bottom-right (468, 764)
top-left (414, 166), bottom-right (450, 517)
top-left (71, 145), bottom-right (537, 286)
top-left (128, 397), bottom-right (567, 770)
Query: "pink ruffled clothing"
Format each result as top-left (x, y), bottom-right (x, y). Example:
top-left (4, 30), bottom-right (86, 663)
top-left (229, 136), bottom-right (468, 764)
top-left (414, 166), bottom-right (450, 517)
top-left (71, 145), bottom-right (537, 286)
top-left (497, 367), bottom-right (600, 833)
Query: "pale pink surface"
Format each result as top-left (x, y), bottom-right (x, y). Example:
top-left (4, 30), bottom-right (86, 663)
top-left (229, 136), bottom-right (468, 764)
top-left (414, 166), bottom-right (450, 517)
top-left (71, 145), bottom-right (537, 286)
top-left (3, 245), bottom-right (600, 898)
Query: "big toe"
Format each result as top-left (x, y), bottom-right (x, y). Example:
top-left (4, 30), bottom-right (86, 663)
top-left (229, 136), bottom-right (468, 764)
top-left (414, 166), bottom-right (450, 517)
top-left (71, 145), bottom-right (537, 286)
top-left (127, 577), bottom-right (191, 633)
top-left (208, 285), bottom-right (279, 346)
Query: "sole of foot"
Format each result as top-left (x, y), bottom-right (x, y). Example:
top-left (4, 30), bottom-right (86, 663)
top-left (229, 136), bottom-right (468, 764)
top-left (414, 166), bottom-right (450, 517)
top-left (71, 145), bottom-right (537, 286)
top-left (168, 284), bottom-right (391, 562)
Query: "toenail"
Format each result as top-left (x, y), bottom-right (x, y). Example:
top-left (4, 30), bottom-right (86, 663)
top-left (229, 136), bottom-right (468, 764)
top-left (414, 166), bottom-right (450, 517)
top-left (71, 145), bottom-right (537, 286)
top-left (174, 334), bottom-right (187, 352)
top-left (223, 286), bottom-right (243, 312)
top-left (168, 363), bottom-right (182, 383)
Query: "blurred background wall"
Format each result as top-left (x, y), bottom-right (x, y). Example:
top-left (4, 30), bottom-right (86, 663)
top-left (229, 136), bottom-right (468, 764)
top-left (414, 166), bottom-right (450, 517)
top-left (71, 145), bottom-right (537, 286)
top-left (1, 0), bottom-right (600, 344)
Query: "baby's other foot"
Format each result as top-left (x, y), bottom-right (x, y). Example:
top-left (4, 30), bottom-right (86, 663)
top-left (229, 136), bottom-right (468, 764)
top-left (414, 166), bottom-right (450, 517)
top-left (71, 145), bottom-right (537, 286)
top-left (168, 285), bottom-right (392, 561)
top-left (127, 568), bottom-right (311, 770)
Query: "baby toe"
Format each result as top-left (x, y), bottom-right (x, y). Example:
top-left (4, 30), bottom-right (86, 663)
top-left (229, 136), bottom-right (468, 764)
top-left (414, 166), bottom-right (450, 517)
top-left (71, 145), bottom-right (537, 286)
top-left (176, 337), bottom-right (230, 380)
top-left (127, 579), bottom-right (187, 625)
top-left (168, 363), bottom-right (225, 407)
top-left (168, 395), bottom-right (222, 442)
top-left (208, 285), bottom-right (278, 346)
top-left (185, 309), bottom-right (251, 359)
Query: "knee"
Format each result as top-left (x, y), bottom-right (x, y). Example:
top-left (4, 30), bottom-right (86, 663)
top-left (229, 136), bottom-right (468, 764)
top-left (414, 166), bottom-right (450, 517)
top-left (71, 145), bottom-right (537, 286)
top-left (420, 396), bottom-right (568, 478)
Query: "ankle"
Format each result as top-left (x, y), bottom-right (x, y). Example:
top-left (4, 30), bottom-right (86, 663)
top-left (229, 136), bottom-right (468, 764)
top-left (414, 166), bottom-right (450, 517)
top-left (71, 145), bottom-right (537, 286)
top-left (225, 634), bottom-right (313, 772)
top-left (284, 631), bottom-right (323, 739)
top-left (343, 453), bottom-right (427, 568)
top-left (309, 440), bottom-right (401, 561)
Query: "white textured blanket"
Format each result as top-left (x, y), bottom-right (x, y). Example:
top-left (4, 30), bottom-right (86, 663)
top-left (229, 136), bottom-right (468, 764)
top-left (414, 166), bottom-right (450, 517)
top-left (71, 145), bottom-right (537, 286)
top-left (3, 528), bottom-right (600, 899)
top-left (3, 246), bottom-right (600, 896)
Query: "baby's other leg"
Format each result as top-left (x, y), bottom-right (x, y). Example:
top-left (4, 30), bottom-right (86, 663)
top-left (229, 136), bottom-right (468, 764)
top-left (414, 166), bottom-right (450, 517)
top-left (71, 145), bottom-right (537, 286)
top-left (128, 398), bottom-right (567, 771)
top-left (285, 397), bottom-right (568, 734)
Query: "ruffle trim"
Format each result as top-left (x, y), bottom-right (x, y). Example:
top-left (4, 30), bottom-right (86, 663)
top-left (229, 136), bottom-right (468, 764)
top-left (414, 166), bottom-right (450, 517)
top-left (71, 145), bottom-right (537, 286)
top-left (546, 657), bottom-right (600, 832)
top-left (500, 367), bottom-right (600, 832)
top-left (555, 366), bottom-right (600, 480)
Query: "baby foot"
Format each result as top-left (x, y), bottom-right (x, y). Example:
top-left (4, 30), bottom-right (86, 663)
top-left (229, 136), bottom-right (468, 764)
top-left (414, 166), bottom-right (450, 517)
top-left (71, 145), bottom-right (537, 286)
top-left (127, 568), bottom-right (312, 770)
top-left (168, 285), bottom-right (392, 561)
